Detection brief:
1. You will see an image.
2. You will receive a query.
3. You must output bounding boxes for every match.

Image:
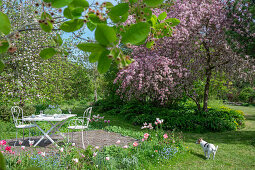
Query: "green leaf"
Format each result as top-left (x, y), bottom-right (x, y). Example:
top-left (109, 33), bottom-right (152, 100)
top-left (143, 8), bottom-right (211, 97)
top-left (88, 14), bottom-right (106, 24)
top-left (77, 43), bottom-right (105, 53)
top-left (40, 48), bottom-right (57, 59)
top-left (105, 2), bottom-right (114, 9)
top-left (0, 0), bottom-right (2, 6)
top-left (98, 50), bottom-right (112, 74)
top-left (51, 0), bottom-right (72, 8)
top-left (122, 22), bottom-right (150, 45)
top-left (158, 12), bottom-right (167, 20)
top-left (40, 12), bottom-right (53, 32)
top-left (53, 34), bottom-right (63, 46)
top-left (146, 40), bottom-right (154, 48)
top-left (63, 7), bottom-right (73, 19)
top-left (60, 19), bottom-right (84, 32)
top-left (87, 22), bottom-right (96, 31)
top-left (0, 151), bottom-right (6, 170)
top-left (95, 24), bottom-right (117, 46)
top-left (0, 12), bottom-right (11, 35)
top-left (89, 52), bottom-right (101, 63)
top-left (0, 41), bottom-right (9, 53)
top-left (165, 18), bottom-right (180, 26)
top-left (71, 7), bottom-right (84, 18)
top-left (108, 3), bottom-right (129, 16)
top-left (143, 0), bottom-right (164, 7)
top-left (151, 14), bottom-right (157, 26)
top-left (109, 12), bottom-right (128, 23)
top-left (69, 0), bottom-right (89, 9)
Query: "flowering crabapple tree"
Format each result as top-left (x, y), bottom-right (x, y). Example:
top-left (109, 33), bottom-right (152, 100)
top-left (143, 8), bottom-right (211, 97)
top-left (115, 0), bottom-right (254, 111)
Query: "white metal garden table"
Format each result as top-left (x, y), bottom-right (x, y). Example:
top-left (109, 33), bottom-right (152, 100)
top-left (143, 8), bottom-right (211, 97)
top-left (23, 114), bottom-right (76, 147)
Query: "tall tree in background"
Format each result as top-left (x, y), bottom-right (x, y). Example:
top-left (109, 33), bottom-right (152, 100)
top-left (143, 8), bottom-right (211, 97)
top-left (115, 0), bottom-right (254, 111)
top-left (225, 0), bottom-right (255, 58)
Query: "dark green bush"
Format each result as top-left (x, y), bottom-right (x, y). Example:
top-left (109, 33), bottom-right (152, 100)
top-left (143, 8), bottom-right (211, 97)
top-left (94, 100), bottom-right (245, 132)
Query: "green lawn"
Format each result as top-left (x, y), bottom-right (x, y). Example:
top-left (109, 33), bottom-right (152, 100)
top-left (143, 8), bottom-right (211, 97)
top-left (1, 104), bottom-right (255, 169)
top-left (98, 104), bottom-right (255, 169)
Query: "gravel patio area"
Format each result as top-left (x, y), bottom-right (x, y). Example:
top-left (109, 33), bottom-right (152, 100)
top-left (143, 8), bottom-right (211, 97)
top-left (6, 130), bottom-right (138, 154)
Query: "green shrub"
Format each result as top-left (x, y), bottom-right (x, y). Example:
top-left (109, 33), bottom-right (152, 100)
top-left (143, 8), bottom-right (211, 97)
top-left (94, 100), bottom-right (245, 132)
top-left (0, 105), bottom-right (36, 121)
top-left (239, 87), bottom-right (255, 103)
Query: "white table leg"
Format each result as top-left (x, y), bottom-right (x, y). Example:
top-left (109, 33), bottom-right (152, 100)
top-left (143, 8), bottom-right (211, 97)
top-left (33, 121), bottom-right (62, 147)
top-left (44, 120), bottom-right (68, 143)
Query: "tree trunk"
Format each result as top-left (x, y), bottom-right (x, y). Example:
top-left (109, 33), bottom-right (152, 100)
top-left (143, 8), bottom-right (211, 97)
top-left (203, 68), bottom-right (212, 112)
top-left (94, 88), bottom-right (97, 102)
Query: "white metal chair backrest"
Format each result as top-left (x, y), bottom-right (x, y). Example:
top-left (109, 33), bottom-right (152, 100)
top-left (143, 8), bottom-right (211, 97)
top-left (83, 107), bottom-right (92, 127)
top-left (11, 106), bottom-right (23, 127)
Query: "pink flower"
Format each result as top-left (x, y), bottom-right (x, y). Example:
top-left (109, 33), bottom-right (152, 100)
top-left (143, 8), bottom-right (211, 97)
top-left (154, 150), bottom-right (158, 152)
top-left (123, 145), bottom-right (128, 149)
top-left (155, 121), bottom-right (158, 125)
top-left (81, 154), bottom-right (85, 157)
top-left (144, 133), bottom-right (149, 139)
top-left (0, 140), bottom-right (6, 146)
top-left (5, 146), bottom-right (11, 152)
top-left (60, 147), bottom-right (64, 152)
top-left (95, 146), bottom-right (100, 149)
top-left (116, 140), bottom-right (121, 144)
top-left (11, 151), bottom-right (15, 155)
top-left (133, 142), bottom-right (138, 147)
top-left (105, 157), bottom-right (110, 160)
top-left (18, 140), bottom-right (23, 145)
top-left (142, 138), bottom-right (144, 142)
top-left (72, 143), bottom-right (75, 147)
top-left (93, 152), bottom-right (97, 157)
top-left (1, 151), bottom-right (4, 153)
top-left (163, 134), bottom-right (168, 139)
top-left (21, 146), bottom-right (25, 150)
top-left (38, 151), bottom-right (41, 155)
top-left (16, 160), bottom-right (21, 164)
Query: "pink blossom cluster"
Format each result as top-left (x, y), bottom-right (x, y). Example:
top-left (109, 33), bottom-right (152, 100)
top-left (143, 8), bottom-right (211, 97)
top-left (141, 122), bottom-right (153, 130)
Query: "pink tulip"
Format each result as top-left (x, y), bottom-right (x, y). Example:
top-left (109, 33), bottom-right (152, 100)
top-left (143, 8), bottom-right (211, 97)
top-left (163, 134), bottom-right (168, 139)
top-left (123, 145), bottom-right (128, 149)
top-left (133, 142), bottom-right (138, 147)
top-left (142, 138), bottom-right (144, 142)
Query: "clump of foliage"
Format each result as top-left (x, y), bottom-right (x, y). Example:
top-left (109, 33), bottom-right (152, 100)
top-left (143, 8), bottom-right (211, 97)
top-left (95, 100), bottom-right (245, 132)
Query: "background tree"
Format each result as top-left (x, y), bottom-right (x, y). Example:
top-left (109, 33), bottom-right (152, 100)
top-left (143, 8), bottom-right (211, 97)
top-left (225, 0), bottom-right (255, 58)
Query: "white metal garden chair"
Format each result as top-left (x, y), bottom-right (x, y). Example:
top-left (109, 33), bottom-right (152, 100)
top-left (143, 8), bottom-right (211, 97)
top-left (11, 106), bottom-right (36, 146)
top-left (68, 107), bottom-right (92, 149)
